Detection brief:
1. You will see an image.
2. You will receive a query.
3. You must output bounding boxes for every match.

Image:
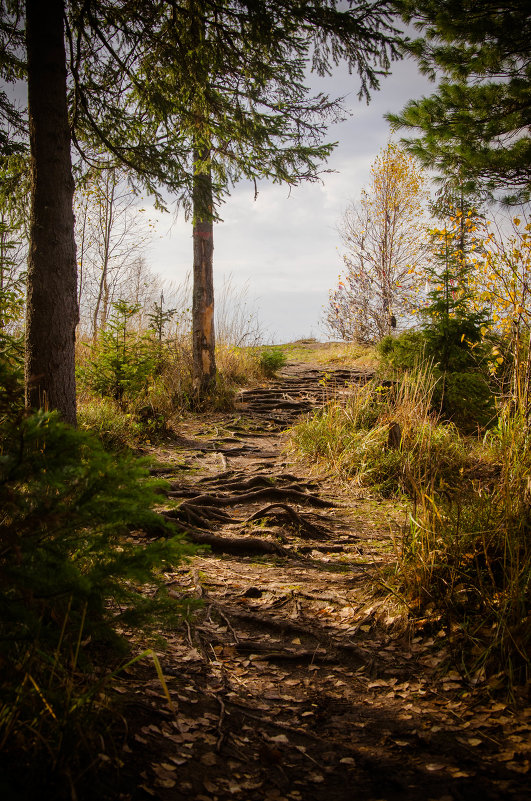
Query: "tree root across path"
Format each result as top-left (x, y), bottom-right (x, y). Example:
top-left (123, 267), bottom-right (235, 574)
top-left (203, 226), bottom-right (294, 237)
top-left (162, 469), bottom-right (337, 555)
top-left (162, 497), bottom-right (330, 555)
top-left (166, 525), bottom-right (289, 556)
top-left (167, 486), bottom-right (337, 509)
top-left (246, 503), bottom-right (331, 539)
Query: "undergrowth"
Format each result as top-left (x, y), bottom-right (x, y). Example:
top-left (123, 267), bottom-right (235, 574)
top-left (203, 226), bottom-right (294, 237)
top-left (290, 363), bottom-right (529, 690)
top-left (76, 301), bottom-right (271, 449)
top-left (0, 359), bottom-right (196, 798)
top-left (398, 408), bottom-right (530, 688)
top-left (290, 367), bottom-right (473, 497)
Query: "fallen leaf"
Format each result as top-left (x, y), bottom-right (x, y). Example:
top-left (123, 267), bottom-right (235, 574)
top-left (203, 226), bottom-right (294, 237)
top-left (497, 751), bottom-right (515, 762)
top-left (156, 777), bottom-right (176, 789)
top-left (491, 702), bottom-right (506, 712)
top-left (506, 761), bottom-right (529, 774)
top-left (269, 734), bottom-right (289, 744)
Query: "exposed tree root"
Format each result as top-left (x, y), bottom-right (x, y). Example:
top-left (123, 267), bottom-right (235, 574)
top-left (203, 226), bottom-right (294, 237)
top-left (298, 543), bottom-right (350, 553)
top-left (211, 605), bottom-right (368, 665)
top-left (165, 503), bottom-right (236, 529)
top-left (166, 486), bottom-right (203, 498)
top-left (177, 528), bottom-right (289, 556)
top-left (165, 505), bottom-right (215, 529)
top-left (196, 629), bottom-right (333, 663)
top-left (197, 470), bottom-right (236, 484)
top-left (246, 503), bottom-right (330, 539)
top-left (182, 504), bottom-right (235, 522)
top-left (194, 473), bottom-right (319, 493)
top-left (178, 487), bottom-right (336, 509)
top-left (170, 475), bottom-right (274, 495)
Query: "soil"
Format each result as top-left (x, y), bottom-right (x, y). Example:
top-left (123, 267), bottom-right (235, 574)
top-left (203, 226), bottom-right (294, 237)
top-left (103, 363), bottom-right (529, 801)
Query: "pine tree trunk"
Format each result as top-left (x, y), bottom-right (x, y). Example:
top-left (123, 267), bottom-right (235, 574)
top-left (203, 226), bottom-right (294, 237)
top-left (25, 0), bottom-right (78, 425)
top-left (192, 147), bottom-right (216, 395)
top-left (0, 217), bottom-right (5, 330)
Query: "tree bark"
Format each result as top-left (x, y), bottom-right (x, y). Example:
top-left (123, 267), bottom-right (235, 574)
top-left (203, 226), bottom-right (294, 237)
top-left (25, 0), bottom-right (78, 425)
top-left (192, 147), bottom-right (216, 395)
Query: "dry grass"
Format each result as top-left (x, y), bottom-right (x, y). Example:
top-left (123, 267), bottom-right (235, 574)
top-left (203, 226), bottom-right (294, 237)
top-left (290, 363), bottom-right (530, 689)
top-left (275, 339), bottom-right (378, 368)
top-left (290, 365), bottom-right (471, 497)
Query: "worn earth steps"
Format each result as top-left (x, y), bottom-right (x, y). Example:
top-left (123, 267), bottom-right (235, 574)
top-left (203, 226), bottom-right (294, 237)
top-left (113, 364), bottom-right (530, 801)
top-left (234, 364), bottom-right (374, 425)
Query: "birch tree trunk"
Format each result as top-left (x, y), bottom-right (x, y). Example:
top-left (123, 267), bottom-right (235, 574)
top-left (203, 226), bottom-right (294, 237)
top-left (25, 0), bottom-right (78, 424)
top-left (92, 171), bottom-right (115, 337)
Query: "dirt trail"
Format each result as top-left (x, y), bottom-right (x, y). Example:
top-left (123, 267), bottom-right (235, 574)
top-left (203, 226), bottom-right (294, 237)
top-left (116, 364), bottom-right (529, 801)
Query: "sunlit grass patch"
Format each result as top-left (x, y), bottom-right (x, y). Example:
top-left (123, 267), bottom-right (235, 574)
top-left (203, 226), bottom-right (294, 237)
top-left (290, 367), bottom-right (473, 497)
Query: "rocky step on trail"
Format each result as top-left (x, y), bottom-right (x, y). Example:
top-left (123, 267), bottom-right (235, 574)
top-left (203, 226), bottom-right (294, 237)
top-left (112, 363), bottom-right (529, 801)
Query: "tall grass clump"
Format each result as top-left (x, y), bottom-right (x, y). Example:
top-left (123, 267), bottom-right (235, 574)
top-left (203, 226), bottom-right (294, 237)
top-left (291, 365), bottom-right (471, 497)
top-left (291, 360), bottom-right (530, 687)
top-left (398, 405), bottom-right (530, 687)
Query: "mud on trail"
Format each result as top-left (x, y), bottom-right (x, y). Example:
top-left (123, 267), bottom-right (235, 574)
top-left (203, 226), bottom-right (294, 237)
top-left (114, 363), bottom-right (530, 801)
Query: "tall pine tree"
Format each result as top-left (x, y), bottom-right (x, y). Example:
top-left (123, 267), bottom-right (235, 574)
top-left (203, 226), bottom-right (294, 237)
top-left (25, 0), bottom-right (78, 424)
top-left (388, 0), bottom-right (531, 203)
top-left (70, 0), bottom-right (402, 394)
top-left (421, 194), bottom-right (494, 427)
top-left (2, 1), bottom-right (403, 409)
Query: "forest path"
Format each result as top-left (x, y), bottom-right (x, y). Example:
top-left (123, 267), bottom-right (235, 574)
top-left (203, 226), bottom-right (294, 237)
top-left (116, 363), bottom-right (529, 801)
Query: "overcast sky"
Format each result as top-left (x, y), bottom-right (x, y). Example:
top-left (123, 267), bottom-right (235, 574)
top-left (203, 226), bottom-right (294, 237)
top-left (147, 56), bottom-right (434, 343)
top-left (2, 38), bottom-right (434, 344)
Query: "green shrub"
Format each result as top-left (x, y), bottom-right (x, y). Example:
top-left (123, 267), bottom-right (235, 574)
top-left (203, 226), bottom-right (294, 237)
top-left (259, 347), bottom-right (287, 376)
top-left (379, 329), bottom-right (496, 430)
top-left (378, 331), bottom-right (425, 371)
top-left (0, 408), bottom-right (192, 634)
top-left (0, 377), bottom-right (195, 795)
top-left (78, 301), bottom-right (156, 406)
